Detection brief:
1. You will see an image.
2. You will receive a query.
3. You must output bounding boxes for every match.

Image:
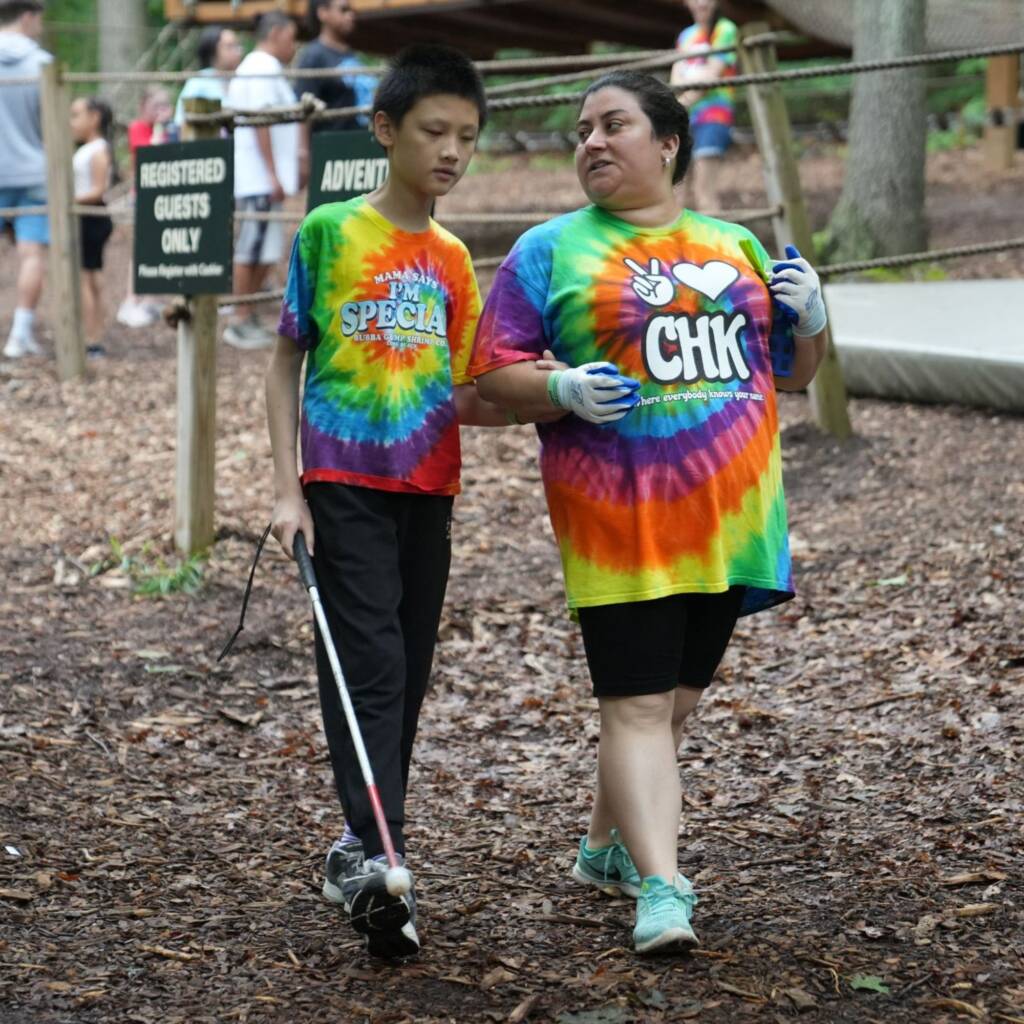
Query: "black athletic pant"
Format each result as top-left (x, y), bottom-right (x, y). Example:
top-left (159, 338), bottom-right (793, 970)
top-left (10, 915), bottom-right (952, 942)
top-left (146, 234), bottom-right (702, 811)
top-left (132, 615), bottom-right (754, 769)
top-left (306, 482), bottom-right (452, 859)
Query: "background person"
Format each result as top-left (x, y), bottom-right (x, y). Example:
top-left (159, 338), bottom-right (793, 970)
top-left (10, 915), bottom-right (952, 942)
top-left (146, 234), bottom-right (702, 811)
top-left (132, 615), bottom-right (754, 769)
top-left (470, 72), bottom-right (827, 956)
top-left (671, 0), bottom-right (738, 212)
top-left (295, 0), bottom-right (377, 184)
top-left (118, 85), bottom-right (174, 329)
top-left (0, 0), bottom-right (50, 360)
top-left (70, 96), bottom-right (115, 356)
top-left (224, 11), bottom-right (298, 349)
top-left (173, 24), bottom-right (243, 129)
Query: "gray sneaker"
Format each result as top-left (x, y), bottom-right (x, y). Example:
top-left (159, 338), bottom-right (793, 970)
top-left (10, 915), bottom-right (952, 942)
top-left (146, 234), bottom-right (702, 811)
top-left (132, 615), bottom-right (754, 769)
top-left (323, 837), bottom-right (365, 904)
top-left (324, 842), bottom-right (419, 959)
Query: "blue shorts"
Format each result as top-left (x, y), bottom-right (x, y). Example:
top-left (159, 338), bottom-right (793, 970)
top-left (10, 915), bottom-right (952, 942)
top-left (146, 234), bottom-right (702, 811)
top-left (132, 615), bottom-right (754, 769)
top-left (691, 121), bottom-right (732, 159)
top-left (0, 184), bottom-right (49, 244)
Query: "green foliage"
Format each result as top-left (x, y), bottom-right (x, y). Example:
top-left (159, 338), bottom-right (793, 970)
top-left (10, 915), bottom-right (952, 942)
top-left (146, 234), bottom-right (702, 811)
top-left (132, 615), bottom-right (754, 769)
top-left (857, 263), bottom-right (947, 283)
top-left (95, 538), bottom-right (206, 598)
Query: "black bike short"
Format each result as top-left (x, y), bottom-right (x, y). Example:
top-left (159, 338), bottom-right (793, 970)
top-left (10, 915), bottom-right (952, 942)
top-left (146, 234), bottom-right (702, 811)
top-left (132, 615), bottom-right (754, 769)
top-left (577, 588), bottom-right (744, 698)
top-left (80, 208), bottom-right (113, 271)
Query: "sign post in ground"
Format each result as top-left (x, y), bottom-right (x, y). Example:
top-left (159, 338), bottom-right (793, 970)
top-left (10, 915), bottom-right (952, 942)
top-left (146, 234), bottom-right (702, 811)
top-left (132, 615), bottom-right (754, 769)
top-left (134, 98), bottom-right (233, 555)
top-left (40, 61), bottom-right (85, 381)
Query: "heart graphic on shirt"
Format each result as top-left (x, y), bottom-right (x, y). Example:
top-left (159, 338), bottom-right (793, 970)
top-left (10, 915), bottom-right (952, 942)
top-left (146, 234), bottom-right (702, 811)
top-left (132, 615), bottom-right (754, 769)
top-left (671, 261), bottom-right (739, 301)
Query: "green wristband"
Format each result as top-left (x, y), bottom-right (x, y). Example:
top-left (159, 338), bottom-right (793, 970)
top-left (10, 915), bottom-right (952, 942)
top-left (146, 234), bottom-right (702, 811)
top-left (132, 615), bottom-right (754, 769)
top-left (547, 370), bottom-right (564, 409)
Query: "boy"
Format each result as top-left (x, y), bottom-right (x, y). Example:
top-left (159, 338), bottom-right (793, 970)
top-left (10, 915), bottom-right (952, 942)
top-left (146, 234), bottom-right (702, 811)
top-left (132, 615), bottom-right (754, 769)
top-left (266, 45), bottom-right (556, 959)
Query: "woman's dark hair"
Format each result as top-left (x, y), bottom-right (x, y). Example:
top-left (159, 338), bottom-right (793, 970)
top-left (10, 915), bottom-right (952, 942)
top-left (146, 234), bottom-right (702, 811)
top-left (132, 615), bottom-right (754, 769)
top-left (196, 26), bottom-right (228, 70)
top-left (83, 95), bottom-right (121, 186)
top-left (373, 44), bottom-right (487, 130)
top-left (581, 71), bottom-right (692, 184)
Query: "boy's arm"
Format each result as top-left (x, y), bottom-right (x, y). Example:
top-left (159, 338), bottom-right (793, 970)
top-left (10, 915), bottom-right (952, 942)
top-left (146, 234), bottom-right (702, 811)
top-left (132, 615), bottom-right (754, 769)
top-left (266, 336), bottom-right (314, 558)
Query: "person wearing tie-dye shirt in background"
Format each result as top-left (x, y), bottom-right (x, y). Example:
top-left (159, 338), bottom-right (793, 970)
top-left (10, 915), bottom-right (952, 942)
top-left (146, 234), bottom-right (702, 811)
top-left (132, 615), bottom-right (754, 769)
top-left (471, 72), bottom-right (828, 956)
top-left (266, 44), bottom-right (561, 960)
top-left (671, 0), bottom-right (739, 213)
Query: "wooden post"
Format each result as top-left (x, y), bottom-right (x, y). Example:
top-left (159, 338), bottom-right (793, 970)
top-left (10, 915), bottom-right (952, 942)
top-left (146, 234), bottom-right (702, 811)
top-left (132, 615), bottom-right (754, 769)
top-left (738, 24), bottom-right (853, 440)
top-left (982, 55), bottom-right (1020, 173)
top-left (39, 61), bottom-right (85, 381)
top-left (174, 97), bottom-right (222, 556)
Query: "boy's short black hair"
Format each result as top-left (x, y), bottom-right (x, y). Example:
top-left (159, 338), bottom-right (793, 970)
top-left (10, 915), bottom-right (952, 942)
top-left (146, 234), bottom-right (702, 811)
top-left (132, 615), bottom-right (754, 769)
top-left (0, 0), bottom-right (44, 24)
top-left (373, 44), bottom-right (487, 130)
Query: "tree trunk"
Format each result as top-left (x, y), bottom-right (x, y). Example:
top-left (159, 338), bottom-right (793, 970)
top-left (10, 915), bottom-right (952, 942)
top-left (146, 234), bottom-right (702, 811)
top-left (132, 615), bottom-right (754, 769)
top-left (820, 0), bottom-right (928, 263)
top-left (98, 0), bottom-right (147, 104)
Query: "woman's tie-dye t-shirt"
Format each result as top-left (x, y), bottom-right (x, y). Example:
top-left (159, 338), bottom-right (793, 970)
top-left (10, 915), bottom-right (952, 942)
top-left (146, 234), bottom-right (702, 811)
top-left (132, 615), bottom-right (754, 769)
top-left (469, 205), bottom-right (794, 616)
top-left (278, 196), bottom-right (481, 496)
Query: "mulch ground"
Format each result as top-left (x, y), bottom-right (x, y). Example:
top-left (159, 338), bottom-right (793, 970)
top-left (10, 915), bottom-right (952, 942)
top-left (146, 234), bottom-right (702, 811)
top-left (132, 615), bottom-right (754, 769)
top-left (1, 144), bottom-right (1022, 1024)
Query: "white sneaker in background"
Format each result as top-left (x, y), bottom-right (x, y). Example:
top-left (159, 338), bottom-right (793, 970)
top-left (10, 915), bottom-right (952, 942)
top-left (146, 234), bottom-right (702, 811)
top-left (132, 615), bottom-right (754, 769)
top-left (3, 333), bottom-right (41, 358)
top-left (116, 300), bottom-right (158, 328)
top-left (3, 335), bottom-right (26, 358)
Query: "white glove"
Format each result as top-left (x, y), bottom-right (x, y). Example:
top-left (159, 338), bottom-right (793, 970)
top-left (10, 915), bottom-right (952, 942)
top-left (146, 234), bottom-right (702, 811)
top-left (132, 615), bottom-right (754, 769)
top-left (770, 245), bottom-right (827, 337)
top-left (547, 362), bottom-right (640, 424)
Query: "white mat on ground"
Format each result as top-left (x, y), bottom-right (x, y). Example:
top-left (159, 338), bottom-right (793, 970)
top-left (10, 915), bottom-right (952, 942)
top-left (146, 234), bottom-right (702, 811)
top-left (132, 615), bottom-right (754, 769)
top-left (825, 280), bottom-right (1024, 413)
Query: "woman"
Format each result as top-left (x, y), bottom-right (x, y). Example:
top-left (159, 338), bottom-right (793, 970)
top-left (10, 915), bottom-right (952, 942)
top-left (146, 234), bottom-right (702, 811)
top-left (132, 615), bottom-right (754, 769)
top-left (469, 72), bottom-right (827, 955)
top-left (173, 25), bottom-right (243, 129)
top-left (70, 96), bottom-right (115, 355)
top-left (671, 0), bottom-right (739, 212)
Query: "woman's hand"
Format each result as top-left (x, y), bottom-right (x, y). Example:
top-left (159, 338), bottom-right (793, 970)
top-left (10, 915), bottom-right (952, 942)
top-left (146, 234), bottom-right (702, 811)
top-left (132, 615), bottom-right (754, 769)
top-left (548, 362), bottom-right (641, 424)
top-left (770, 246), bottom-right (827, 337)
top-left (271, 492), bottom-right (315, 560)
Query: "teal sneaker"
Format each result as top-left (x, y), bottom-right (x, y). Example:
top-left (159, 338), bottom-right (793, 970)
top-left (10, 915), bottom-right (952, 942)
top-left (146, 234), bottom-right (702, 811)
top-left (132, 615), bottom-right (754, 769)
top-left (572, 828), bottom-right (643, 897)
top-left (633, 875), bottom-right (699, 955)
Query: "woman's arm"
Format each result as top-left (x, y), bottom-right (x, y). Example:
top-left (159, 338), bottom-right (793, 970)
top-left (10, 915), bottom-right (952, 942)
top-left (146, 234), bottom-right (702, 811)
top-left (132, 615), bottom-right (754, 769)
top-left (266, 336), bottom-right (314, 558)
top-left (774, 330), bottom-right (826, 392)
top-left (462, 350), bottom-right (569, 426)
top-left (769, 247), bottom-right (828, 392)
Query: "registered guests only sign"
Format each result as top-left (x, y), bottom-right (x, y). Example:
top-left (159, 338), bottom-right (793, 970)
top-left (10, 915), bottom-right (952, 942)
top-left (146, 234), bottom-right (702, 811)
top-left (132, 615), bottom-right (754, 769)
top-left (308, 129), bottom-right (388, 211)
top-left (133, 139), bottom-right (234, 295)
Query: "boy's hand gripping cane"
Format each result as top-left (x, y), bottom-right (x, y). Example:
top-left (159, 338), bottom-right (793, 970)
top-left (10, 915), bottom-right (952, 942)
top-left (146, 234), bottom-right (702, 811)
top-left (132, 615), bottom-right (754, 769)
top-left (293, 533), bottom-right (413, 898)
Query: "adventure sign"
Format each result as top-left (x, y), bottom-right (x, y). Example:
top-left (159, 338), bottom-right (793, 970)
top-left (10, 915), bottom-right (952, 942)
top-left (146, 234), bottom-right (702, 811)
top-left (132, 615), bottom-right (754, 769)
top-left (308, 129), bottom-right (388, 211)
top-left (133, 139), bottom-right (234, 295)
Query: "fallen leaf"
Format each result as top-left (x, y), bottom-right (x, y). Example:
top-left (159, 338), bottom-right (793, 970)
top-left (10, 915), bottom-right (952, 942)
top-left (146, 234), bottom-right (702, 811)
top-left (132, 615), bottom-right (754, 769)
top-left (0, 887), bottom-right (33, 902)
top-left (850, 975), bottom-right (890, 994)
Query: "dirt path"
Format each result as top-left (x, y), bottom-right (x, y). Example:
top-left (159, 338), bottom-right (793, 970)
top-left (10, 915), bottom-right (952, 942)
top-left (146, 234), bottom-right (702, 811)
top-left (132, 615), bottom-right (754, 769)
top-left (1, 146), bottom-right (1023, 1023)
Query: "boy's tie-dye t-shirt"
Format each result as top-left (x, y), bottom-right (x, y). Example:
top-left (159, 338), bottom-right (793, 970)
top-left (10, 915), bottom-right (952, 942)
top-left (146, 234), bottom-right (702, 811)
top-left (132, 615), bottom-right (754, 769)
top-left (279, 196), bottom-right (481, 495)
top-left (469, 205), bottom-right (794, 615)
top-left (676, 18), bottom-right (739, 127)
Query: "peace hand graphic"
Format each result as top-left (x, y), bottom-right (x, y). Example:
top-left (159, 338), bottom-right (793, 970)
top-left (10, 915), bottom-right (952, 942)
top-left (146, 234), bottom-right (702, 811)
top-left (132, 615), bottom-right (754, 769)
top-left (625, 257), bottom-right (676, 307)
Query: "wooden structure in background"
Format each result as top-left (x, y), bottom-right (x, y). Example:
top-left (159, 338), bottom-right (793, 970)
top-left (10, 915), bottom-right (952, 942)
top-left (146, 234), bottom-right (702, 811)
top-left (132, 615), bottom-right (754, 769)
top-left (739, 24), bottom-right (852, 439)
top-left (164, 0), bottom-right (848, 57)
top-left (983, 55), bottom-right (1020, 172)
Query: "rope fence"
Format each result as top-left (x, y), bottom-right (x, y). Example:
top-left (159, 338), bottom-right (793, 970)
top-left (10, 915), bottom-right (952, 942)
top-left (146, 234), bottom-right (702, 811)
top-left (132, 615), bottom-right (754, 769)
top-left (204, 233), bottom-right (1024, 313)
top-left (179, 39), bottom-right (1024, 129)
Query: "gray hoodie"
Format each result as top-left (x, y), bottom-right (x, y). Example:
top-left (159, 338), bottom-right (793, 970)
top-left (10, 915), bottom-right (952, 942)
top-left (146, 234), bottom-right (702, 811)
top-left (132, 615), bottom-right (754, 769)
top-left (0, 30), bottom-right (52, 189)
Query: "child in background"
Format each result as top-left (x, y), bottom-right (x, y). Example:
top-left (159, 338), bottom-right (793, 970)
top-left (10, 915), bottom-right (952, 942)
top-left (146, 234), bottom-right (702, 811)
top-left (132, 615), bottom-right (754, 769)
top-left (70, 96), bottom-right (115, 356)
top-left (118, 86), bottom-right (173, 328)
